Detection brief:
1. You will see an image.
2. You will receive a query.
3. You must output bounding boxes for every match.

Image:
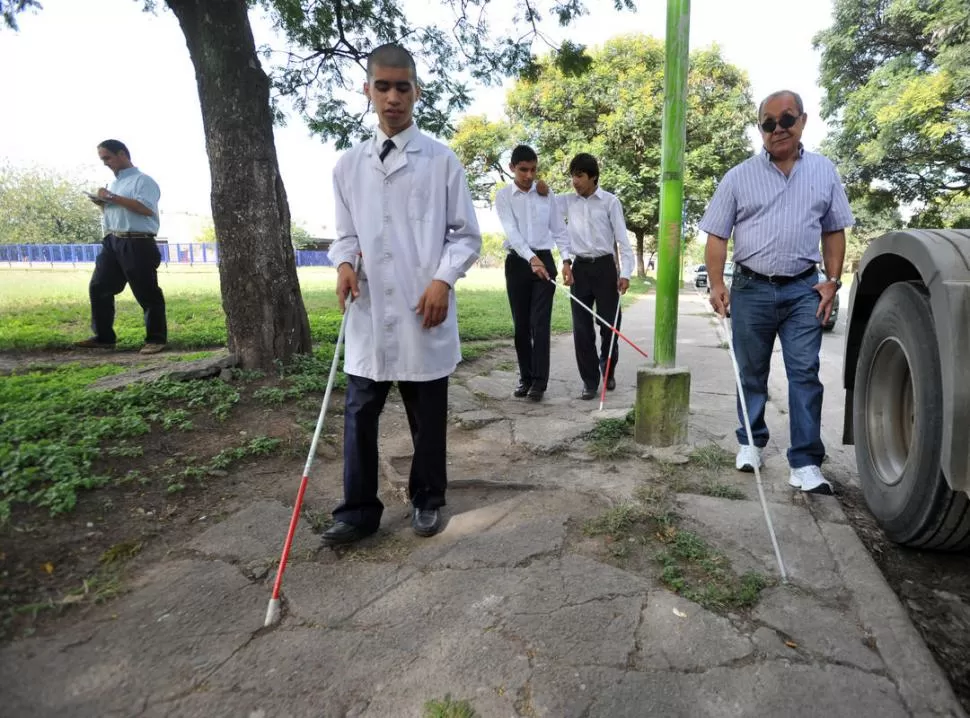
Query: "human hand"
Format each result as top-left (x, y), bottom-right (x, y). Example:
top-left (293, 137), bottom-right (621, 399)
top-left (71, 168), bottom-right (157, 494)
top-left (530, 256), bottom-right (550, 281)
top-left (813, 279), bottom-right (838, 325)
top-left (618, 278), bottom-right (630, 295)
top-left (536, 180), bottom-right (549, 197)
top-left (709, 283), bottom-right (730, 318)
top-left (335, 262), bottom-right (359, 312)
top-left (96, 188), bottom-right (114, 202)
top-left (416, 279), bottom-right (451, 328)
top-left (562, 263), bottom-right (574, 286)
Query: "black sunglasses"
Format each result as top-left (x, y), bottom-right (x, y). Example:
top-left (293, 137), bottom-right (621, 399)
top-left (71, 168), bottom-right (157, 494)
top-left (760, 113), bottom-right (802, 133)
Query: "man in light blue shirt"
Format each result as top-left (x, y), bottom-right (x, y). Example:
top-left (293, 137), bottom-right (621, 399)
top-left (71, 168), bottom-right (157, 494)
top-left (76, 140), bottom-right (166, 354)
top-left (700, 90), bottom-right (854, 495)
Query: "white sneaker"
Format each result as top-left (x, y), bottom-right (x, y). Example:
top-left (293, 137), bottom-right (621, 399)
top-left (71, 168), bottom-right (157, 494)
top-left (789, 465), bottom-right (833, 495)
top-left (736, 445), bottom-right (763, 472)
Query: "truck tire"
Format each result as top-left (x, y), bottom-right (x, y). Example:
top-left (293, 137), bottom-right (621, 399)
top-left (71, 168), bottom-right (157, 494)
top-left (853, 282), bottom-right (970, 549)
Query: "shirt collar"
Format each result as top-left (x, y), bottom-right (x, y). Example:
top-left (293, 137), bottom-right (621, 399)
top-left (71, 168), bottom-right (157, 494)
top-left (512, 182), bottom-right (537, 196)
top-left (116, 166), bottom-right (139, 179)
top-left (761, 143), bottom-right (805, 163)
top-left (374, 123), bottom-right (420, 154)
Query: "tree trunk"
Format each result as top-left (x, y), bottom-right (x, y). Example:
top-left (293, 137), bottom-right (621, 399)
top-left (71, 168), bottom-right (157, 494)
top-left (166, 0), bottom-right (311, 369)
top-left (634, 229), bottom-right (646, 279)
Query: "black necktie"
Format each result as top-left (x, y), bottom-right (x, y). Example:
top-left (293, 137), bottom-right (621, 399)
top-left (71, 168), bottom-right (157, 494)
top-left (379, 139), bottom-right (395, 163)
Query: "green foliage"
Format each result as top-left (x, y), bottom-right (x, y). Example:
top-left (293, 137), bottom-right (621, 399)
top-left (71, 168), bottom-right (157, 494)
top-left (263, 0), bottom-right (636, 147)
top-left (814, 0), bottom-right (970, 206)
top-left (844, 188), bottom-right (904, 264)
top-left (477, 232), bottom-right (507, 268)
top-left (422, 695), bottom-right (479, 718)
top-left (0, 0), bottom-right (41, 31)
top-left (0, 366), bottom-right (241, 520)
top-left (0, 165), bottom-right (103, 245)
top-left (454, 36), bottom-right (753, 274)
top-left (450, 116), bottom-right (516, 200)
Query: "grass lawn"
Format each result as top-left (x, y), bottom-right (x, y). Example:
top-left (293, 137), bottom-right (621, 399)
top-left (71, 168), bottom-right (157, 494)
top-left (0, 266), bottom-right (653, 352)
top-left (0, 264), bottom-right (654, 520)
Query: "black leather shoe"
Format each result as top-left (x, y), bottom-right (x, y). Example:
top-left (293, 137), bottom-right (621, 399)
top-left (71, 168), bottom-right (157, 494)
top-left (607, 376), bottom-right (616, 391)
top-left (513, 382), bottom-right (531, 398)
top-left (411, 508), bottom-right (442, 537)
top-left (580, 385), bottom-right (597, 400)
top-left (321, 521), bottom-right (377, 546)
top-left (527, 386), bottom-right (544, 402)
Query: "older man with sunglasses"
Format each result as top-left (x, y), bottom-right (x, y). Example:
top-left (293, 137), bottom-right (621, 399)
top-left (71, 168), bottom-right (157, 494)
top-left (699, 90), bottom-right (854, 495)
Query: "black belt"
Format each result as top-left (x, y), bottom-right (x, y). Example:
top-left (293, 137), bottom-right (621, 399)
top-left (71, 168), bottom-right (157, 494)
top-left (109, 232), bottom-right (156, 239)
top-left (735, 263), bottom-right (815, 285)
top-left (511, 248), bottom-right (553, 259)
top-left (571, 254), bottom-right (613, 264)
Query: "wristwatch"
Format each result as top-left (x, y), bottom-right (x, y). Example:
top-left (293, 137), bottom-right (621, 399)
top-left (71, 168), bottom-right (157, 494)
top-left (828, 276), bottom-right (842, 290)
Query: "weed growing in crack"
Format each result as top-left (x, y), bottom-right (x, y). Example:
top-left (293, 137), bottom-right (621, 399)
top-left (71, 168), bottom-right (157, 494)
top-left (699, 482), bottom-right (746, 500)
top-left (657, 527), bottom-right (769, 611)
top-left (688, 444), bottom-right (734, 471)
top-left (586, 417), bottom-right (634, 459)
top-left (423, 695), bottom-right (478, 718)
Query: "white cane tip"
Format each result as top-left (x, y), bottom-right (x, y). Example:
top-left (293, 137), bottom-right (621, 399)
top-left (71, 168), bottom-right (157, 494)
top-left (264, 599), bottom-right (281, 627)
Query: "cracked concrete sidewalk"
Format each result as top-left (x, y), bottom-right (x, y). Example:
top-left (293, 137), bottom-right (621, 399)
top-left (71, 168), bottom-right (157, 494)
top-left (1, 293), bottom-right (965, 718)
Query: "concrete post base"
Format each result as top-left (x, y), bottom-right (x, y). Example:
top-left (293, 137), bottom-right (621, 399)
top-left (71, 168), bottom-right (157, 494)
top-left (635, 366), bottom-right (691, 447)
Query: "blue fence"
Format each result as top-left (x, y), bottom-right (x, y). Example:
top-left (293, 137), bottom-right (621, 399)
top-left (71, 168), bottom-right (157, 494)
top-left (0, 243), bottom-right (332, 267)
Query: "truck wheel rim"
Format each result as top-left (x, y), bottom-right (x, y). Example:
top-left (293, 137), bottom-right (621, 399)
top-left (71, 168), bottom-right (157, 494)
top-left (865, 337), bottom-right (914, 486)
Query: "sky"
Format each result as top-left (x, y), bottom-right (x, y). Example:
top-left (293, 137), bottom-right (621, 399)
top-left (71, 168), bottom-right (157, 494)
top-left (0, 0), bottom-right (840, 240)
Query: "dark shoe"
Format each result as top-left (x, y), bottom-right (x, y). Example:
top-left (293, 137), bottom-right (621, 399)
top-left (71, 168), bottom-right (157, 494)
top-left (527, 386), bottom-right (544, 402)
top-left (580, 385), bottom-right (597, 400)
top-left (74, 337), bottom-right (115, 349)
top-left (411, 508), bottom-right (442, 537)
top-left (321, 521), bottom-right (377, 546)
top-left (606, 376), bottom-right (616, 391)
top-left (139, 342), bottom-right (166, 355)
top-left (513, 382), bottom-right (531, 398)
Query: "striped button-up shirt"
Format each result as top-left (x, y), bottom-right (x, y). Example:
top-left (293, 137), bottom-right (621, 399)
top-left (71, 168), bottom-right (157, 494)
top-left (698, 147), bottom-right (854, 277)
top-left (103, 166), bottom-right (161, 235)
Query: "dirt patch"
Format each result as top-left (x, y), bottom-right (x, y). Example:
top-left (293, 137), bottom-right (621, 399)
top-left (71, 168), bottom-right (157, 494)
top-left (838, 484), bottom-right (970, 713)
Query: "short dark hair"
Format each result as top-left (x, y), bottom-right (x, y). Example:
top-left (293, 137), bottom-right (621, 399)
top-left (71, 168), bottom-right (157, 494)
top-left (98, 139), bottom-right (130, 158)
top-left (758, 90), bottom-right (804, 118)
top-left (510, 145), bottom-right (538, 166)
top-left (367, 43), bottom-right (417, 83)
top-left (569, 153), bottom-right (599, 183)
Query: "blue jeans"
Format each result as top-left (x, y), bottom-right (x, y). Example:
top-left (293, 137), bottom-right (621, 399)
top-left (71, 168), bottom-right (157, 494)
top-left (730, 270), bottom-right (824, 468)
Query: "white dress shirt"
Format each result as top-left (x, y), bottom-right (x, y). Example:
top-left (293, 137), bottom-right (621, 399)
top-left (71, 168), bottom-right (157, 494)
top-left (494, 182), bottom-right (570, 262)
top-left (561, 187), bottom-right (635, 280)
top-left (329, 123), bottom-right (482, 382)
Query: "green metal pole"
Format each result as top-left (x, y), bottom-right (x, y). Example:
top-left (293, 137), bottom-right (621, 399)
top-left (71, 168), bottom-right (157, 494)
top-left (653, 0), bottom-right (691, 367)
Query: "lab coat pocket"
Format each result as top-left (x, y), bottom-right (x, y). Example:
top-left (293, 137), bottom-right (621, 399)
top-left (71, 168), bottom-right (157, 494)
top-left (408, 186), bottom-right (432, 223)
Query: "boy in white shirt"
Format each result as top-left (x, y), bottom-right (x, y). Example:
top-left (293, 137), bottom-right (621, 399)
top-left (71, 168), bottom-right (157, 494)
top-left (560, 153), bottom-right (635, 400)
top-left (494, 145), bottom-right (570, 401)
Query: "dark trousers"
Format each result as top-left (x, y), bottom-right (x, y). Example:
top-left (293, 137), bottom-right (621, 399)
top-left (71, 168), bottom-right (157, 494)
top-left (89, 234), bottom-right (167, 344)
top-left (335, 374), bottom-right (449, 529)
top-left (570, 256), bottom-right (621, 391)
top-left (505, 250), bottom-right (557, 391)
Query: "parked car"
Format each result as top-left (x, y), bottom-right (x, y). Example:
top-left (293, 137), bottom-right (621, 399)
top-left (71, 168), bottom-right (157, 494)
top-left (693, 264), bottom-right (708, 289)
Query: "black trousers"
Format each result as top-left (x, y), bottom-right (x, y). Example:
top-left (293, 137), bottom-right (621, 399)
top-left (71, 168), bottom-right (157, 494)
top-left (89, 234), bottom-right (167, 344)
top-left (570, 255), bottom-right (621, 391)
top-left (334, 374), bottom-right (449, 530)
top-left (505, 250), bottom-right (557, 391)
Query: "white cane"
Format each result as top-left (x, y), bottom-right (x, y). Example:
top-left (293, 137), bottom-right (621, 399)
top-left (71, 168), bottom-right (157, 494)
top-left (719, 311), bottom-right (788, 584)
top-left (598, 300), bottom-right (623, 411)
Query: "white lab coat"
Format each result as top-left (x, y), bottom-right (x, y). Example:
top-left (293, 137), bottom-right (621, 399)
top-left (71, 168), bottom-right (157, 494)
top-left (329, 126), bottom-right (482, 382)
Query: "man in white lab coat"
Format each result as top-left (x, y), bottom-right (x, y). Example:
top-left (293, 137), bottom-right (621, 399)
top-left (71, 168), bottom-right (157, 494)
top-left (323, 43), bottom-right (482, 545)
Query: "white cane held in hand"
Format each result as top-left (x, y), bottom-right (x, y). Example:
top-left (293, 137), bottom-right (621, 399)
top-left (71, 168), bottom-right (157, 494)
top-left (719, 314), bottom-right (788, 584)
top-left (598, 300), bottom-right (623, 412)
top-left (549, 279), bottom-right (650, 360)
top-left (265, 262), bottom-right (357, 627)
